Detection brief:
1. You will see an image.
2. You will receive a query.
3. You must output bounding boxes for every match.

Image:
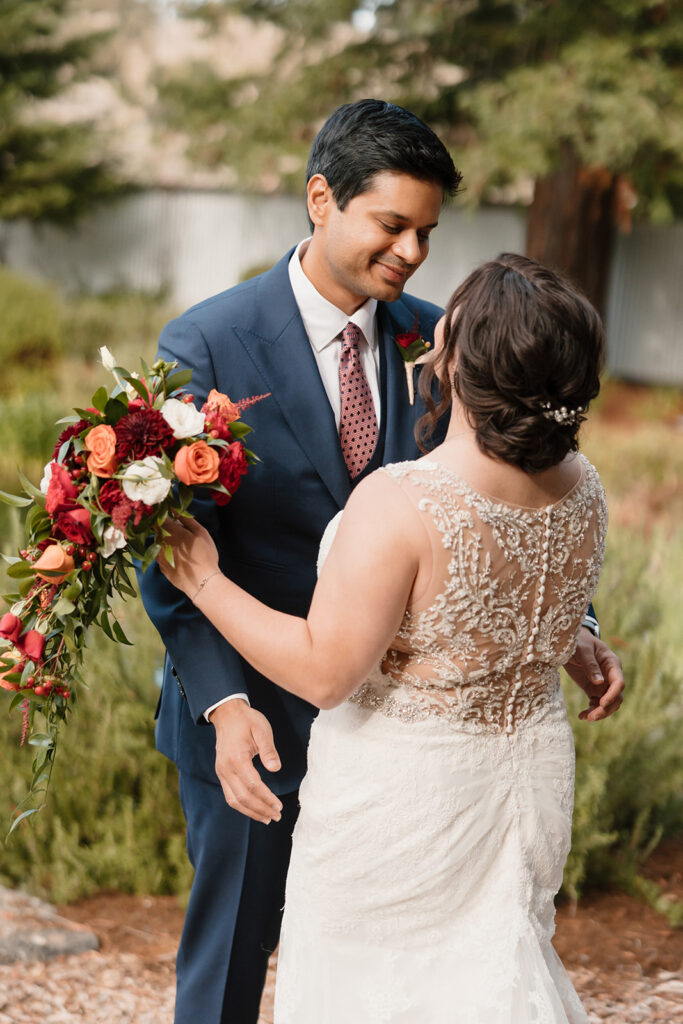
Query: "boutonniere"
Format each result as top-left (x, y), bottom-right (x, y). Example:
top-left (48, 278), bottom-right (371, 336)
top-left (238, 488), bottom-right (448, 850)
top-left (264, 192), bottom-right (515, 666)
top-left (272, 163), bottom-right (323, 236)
top-left (394, 319), bottom-right (432, 406)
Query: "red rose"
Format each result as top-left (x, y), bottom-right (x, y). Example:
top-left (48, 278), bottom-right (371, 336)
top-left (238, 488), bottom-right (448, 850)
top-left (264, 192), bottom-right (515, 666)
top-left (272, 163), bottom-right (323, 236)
top-left (0, 613), bottom-right (23, 644)
top-left (45, 463), bottom-right (79, 516)
top-left (214, 442), bottom-right (248, 506)
top-left (395, 331), bottom-right (422, 349)
top-left (54, 508), bottom-right (94, 546)
top-left (18, 630), bottom-right (46, 663)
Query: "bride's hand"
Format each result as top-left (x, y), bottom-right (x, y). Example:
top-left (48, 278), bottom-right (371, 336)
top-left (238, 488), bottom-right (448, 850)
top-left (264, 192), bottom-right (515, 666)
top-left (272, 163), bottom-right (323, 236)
top-left (156, 516), bottom-right (221, 600)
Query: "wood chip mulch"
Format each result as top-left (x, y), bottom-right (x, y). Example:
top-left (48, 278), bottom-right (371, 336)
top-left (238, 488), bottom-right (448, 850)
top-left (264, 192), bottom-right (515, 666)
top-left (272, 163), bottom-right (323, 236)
top-left (0, 838), bottom-right (681, 1024)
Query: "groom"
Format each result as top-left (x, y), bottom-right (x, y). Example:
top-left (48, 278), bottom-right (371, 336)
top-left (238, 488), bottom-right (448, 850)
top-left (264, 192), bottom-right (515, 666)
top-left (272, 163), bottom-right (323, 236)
top-left (139, 99), bottom-right (624, 1023)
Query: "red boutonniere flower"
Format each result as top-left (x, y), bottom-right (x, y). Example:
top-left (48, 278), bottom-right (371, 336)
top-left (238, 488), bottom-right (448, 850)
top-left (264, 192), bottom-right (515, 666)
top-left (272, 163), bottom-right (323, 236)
top-left (394, 319), bottom-right (432, 405)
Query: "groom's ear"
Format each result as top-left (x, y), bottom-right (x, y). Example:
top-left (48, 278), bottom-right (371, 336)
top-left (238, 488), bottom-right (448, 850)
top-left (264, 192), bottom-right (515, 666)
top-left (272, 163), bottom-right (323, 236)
top-left (307, 174), bottom-right (335, 229)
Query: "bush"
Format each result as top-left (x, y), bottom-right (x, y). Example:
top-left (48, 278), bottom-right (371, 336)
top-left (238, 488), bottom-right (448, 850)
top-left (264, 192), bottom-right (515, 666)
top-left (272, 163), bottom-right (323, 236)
top-left (0, 267), bottom-right (62, 380)
top-left (562, 525), bottom-right (683, 907)
top-left (60, 290), bottom-right (174, 364)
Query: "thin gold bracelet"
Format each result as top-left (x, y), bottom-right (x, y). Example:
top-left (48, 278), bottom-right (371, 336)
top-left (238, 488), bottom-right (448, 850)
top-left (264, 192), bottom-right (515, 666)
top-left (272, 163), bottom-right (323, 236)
top-left (190, 570), bottom-right (221, 603)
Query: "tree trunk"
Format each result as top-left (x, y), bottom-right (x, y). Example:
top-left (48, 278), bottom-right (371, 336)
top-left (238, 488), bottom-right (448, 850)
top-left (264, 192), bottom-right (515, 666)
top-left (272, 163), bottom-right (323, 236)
top-left (526, 145), bottom-right (616, 315)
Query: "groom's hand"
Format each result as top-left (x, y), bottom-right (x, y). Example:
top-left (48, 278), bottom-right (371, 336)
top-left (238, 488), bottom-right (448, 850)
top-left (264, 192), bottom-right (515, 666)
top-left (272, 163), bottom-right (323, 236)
top-left (209, 699), bottom-right (283, 824)
top-left (563, 628), bottom-right (625, 722)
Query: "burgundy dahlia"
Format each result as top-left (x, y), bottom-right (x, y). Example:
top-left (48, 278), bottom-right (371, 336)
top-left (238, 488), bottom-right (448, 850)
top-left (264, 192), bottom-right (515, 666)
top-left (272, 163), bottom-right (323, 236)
top-left (114, 408), bottom-right (175, 463)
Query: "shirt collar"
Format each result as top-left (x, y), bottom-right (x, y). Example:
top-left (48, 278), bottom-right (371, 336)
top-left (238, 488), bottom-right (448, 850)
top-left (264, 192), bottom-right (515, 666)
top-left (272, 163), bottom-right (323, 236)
top-left (288, 239), bottom-right (378, 352)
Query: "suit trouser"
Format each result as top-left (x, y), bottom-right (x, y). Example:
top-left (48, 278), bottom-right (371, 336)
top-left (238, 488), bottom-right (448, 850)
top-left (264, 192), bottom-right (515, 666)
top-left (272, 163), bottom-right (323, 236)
top-left (176, 770), bottom-right (300, 1024)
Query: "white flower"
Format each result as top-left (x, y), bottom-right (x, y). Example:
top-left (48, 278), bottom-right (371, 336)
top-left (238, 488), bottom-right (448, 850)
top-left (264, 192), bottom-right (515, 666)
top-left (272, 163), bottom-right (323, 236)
top-left (161, 397), bottom-right (205, 439)
top-left (40, 461), bottom-right (54, 494)
top-left (100, 525), bottom-right (127, 558)
top-left (100, 346), bottom-right (118, 372)
top-left (121, 457), bottom-right (172, 505)
top-left (125, 371), bottom-right (141, 401)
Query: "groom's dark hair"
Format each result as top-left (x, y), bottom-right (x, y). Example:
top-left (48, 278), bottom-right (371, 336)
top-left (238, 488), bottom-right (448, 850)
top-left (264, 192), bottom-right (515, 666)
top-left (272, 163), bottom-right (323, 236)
top-left (306, 99), bottom-right (461, 209)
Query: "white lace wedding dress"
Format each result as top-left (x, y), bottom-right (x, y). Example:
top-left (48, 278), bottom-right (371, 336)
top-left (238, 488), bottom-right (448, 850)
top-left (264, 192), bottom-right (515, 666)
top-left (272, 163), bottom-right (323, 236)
top-left (274, 455), bottom-right (608, 1023)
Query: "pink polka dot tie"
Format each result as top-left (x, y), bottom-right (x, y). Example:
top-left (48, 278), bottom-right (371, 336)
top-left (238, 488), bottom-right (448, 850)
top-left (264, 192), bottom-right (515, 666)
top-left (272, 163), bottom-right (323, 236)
top-left (338, 322), bottom-right (378, 479)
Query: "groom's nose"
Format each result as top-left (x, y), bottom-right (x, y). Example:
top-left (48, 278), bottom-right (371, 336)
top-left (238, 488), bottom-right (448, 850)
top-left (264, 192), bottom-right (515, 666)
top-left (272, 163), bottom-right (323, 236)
top-left (391, 230), bottom-right (423, 267)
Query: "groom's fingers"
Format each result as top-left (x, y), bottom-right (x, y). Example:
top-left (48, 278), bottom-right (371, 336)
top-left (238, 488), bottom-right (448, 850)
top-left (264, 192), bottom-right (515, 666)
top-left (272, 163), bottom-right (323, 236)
top-left (220, 755), bottom-right (283, 823)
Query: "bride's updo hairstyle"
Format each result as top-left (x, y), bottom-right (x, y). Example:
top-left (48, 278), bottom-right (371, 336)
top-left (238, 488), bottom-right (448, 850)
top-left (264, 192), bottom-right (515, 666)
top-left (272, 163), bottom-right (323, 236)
top-left (417, 253), bottom-right (605, 474)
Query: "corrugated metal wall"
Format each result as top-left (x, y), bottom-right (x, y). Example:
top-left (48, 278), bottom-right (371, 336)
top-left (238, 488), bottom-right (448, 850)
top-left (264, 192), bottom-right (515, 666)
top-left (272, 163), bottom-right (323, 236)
top-left (0, 191), bottom-right (680, 383)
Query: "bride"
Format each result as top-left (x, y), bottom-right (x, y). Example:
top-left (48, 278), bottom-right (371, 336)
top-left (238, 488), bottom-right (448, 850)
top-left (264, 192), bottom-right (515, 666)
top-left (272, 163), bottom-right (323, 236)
top-left (159, 253), bottom-right (609, 1023)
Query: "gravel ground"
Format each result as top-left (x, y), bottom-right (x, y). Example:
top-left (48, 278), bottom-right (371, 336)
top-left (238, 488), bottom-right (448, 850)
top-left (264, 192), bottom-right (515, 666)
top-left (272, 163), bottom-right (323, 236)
top-left (1, 879), bottom-right (681, 1023)
top-left (1, 948), bottom-right (682, 1023)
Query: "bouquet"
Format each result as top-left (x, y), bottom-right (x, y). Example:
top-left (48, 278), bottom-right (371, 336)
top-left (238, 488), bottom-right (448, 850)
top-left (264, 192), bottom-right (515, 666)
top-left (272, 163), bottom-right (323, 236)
top-left (0, 348), bottom-right (267, 831)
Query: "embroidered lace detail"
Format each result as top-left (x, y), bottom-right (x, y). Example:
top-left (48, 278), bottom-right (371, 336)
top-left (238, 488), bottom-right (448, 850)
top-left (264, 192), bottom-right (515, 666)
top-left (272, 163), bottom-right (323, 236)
top-left (349, 455), bottom-right (607, 735)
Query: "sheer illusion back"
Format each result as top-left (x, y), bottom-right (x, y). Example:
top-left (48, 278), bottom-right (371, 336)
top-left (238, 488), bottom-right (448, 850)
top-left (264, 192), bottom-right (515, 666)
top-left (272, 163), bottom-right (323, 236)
top-left (276, 454), bottom-right (607, 1024)
top-left (351, 454), bottom-right (608, 734)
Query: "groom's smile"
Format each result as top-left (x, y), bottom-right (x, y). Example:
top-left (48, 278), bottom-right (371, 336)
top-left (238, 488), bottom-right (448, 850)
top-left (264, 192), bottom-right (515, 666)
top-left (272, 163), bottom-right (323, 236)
top-left (303, 170), bottom-right (443, 314)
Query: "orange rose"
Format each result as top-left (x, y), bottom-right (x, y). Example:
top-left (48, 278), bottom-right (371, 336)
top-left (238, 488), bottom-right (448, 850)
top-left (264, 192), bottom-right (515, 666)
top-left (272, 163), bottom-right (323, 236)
top-left (174, 442), bottom-right (220, 485)
top-left (205, 389), bottom-right (240, 424)
top-left (85, 424), bottom-right (118, 477)
top-left (0, 653), bottom-right (22, 692)
top-left (33, 545), bottom-right (76, 584)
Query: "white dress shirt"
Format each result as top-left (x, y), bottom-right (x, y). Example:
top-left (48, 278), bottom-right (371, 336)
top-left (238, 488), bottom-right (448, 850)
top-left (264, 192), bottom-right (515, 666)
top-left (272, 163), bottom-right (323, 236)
top-left (203, 240), bottom-right (381, 722)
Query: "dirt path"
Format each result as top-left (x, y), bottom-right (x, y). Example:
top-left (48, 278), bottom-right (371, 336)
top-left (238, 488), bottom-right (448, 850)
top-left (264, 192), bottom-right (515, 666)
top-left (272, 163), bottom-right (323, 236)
top-left (0, 840), bottom-right (681, 1023)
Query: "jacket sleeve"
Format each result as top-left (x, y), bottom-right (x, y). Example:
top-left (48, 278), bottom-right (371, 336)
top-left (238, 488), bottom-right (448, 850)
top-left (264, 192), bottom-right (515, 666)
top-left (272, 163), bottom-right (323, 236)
top-left (137, 315), bottom-right (251, 724)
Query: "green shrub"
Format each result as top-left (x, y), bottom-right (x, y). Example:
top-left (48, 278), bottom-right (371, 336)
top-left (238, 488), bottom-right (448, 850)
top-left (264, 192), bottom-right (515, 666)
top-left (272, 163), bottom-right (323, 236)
top-left (562, 525), bottom-right (683, 905)
top-left (60, 290), bottom-right (174, 364)
top-left (0, 267), bottom-right (62, 381)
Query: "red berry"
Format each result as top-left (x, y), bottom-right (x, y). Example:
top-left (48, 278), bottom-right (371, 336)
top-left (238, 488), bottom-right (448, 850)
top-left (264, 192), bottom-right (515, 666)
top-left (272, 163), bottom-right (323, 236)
top-left (81, 561), bottom-right (92, 572)
top-left (34, 685), bottom-right (47, 696)
top-left (182, 393), bottom-right (195, 404)
top-left (63, 690), bottom-right (70, 699)
top-left (210, 429), bottom-right (219, 439)
top-left (26, 676), bottom-right (35, 687)
top-left (65, 544), bottom-right (75, 556)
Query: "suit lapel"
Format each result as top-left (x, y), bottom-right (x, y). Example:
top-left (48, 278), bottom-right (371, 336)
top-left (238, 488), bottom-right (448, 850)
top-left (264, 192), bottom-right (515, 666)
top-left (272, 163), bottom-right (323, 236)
top-left (232, 253), bottom-right (351, 508)
top-left (378, 303), bottom-right (425, 465)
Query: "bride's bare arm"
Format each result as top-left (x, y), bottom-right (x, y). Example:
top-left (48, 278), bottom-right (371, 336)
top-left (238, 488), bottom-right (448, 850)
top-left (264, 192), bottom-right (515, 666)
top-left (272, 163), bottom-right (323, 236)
top-left (157, 474), bottom-right (421, 709)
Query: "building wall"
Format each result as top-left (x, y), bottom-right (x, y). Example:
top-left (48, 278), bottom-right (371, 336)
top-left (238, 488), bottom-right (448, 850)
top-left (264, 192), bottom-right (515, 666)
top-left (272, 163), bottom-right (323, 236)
top-left (1, 191), bottom-right (680, 383)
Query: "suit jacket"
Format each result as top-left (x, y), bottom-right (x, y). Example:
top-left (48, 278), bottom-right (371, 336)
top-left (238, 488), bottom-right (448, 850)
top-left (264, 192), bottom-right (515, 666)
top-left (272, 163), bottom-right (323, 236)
top-left (138, 249), bottom-right (446, 794)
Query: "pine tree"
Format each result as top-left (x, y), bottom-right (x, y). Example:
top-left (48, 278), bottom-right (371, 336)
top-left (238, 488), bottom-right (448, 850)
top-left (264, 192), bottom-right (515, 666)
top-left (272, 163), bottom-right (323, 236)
top-left (157, 0), bottom-right (683, 311)
top-left (0, 0), bottom-right (122, 223)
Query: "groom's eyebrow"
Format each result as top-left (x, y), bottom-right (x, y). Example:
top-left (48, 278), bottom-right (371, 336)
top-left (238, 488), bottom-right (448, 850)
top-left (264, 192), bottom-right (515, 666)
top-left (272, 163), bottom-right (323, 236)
top-left (380, 210), bottom-right (440, 228)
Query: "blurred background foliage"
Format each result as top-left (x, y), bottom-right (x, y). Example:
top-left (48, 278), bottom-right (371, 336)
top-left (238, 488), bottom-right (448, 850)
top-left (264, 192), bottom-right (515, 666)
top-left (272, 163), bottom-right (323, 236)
top-left (156, 0), bottom-right (683, 311)
top-left (0, 0), bottom-right (124, 222)
top-left (0, 269), bottom-right (681, 915)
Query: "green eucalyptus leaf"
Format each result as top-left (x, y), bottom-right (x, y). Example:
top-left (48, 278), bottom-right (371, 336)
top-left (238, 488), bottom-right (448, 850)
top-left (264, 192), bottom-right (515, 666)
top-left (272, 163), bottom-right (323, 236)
top-left (104, 396), bottom-right (129, 424)
top-left (0, 490), bottom-right (32, 508)
top-left (165, 369), bottom-right (193, 393)
top-left (18, 470), bottom-right (45, 503)
top-left (28, 733), bottom-right (53, 749)
top-left (53, 597), bottom-right (76, 616)
top-left (6, 561), bottom-right (35, 579)
top-left (228, 422), bottom-right (252, 439)
top-left (9, 691), bottom-right (28, 713)
top-left (91, 386), bottom-right (109, 413)
top-left (112, 620), bottom-right (133, 645)
top-left (8, 807), bottom-right (39, 835)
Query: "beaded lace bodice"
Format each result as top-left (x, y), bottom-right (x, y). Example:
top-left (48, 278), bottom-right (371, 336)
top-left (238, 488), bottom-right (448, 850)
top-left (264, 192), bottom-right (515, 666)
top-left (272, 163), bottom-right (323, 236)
top-left (349, 454), bottom-right (607, 734)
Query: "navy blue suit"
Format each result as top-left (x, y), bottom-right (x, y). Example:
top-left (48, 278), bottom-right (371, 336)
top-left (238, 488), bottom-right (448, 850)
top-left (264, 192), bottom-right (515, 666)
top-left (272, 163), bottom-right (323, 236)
top-left (138, 249), bottom-right (445, 1022)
